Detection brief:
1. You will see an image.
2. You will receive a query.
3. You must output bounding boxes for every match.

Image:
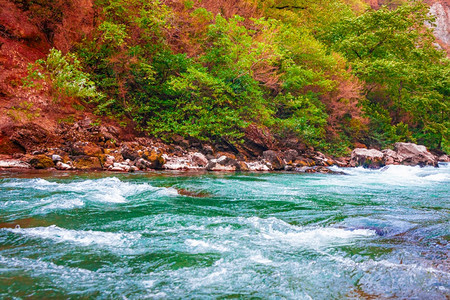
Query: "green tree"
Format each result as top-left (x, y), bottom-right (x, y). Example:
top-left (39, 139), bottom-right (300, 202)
top-left (325, 1), bottom-right (449, 150)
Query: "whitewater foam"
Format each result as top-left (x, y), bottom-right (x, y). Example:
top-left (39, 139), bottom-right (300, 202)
top-left (1, 177), bottom-right (179, 210)
top-left (185, 239), bottom-right (230, 253)
top-left (260, 227), bottom-right (375, 248)
top-left (5, 225), bottom-right (141, 247)
top-left (249, 253), bottom-right (273, 264)
top-left (330, 164), bottom-right (450, 186)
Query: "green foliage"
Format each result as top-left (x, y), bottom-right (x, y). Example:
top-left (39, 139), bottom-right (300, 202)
top-left (25, 0), bottom-right (447, 154)
top-left (7, 101), bottom-right (41, 122)
top-left (26, 49), bottom-right (104, 102)
top-left (324, 1), bottom-right (449, 151)
top-left (274, 93), bottom-right (328, 147)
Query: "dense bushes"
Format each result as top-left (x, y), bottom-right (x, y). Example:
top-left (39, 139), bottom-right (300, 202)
top-left (25, 0), bottom-right (449, 154)
top-left (324, 2), bottom-right (449, 150)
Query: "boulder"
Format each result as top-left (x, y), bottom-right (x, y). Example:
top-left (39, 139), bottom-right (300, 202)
top-left (10, 124), bottom-right (54, 153)
top-left (294, 158), bottom-right (315, 167)
top-left (0, 133), bottom-right (25, 155)
top-left (108, 162), bottom-right (131, 172)
top-left (350, 148), bottom-right (384, 168)
top-left (103, 155), bottom-right (115, 168)
top-left (238, 161), bottom-right (249, 171)
top-left (206, 155), bottom-right (239, 171)
top-left (52, 154), bottom-right (62, 162)
top-left (121, 147), bottom-right (139, 161)
top-left (202, 145), bottom-right (214, 156)
top-left (163, 153), bottom-right (205, 170)
top-left (262, 150), bottom-right (285, 170)
top-left (142, 149), bottom-right (165, 169)
top-left (163, 156), bottom-right (194, 170)
top-left (382, 149), bottom-right (399, 165)
top-left (134, 158), bottom-right (152, 170)
top-left (0, 159), bottom-right (31, 169)
top-left (55, 161), bottom-right (74, 170)
top-left (393, 142), bottom-right (437, 167)
top-left (72, 156), bottom-right (102, 170)
top-left (282, 149), bottom-right (299, 163)
top-left (245, 161), bottom-right (271, 171)
top-left (191, 152), bottom-right (208, 167)
top-left (438, 154), bottom-right (450, 162)
top-left (29, 155), bottom-right (55, 169)
top-left (313, 152), bottom-right (334, 166)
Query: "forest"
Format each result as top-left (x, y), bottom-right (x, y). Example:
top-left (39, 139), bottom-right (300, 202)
top-left (22, 0), bottom-right (450, 155)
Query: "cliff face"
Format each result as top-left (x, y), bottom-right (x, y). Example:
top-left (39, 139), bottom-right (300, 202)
top-left (429, 1), bottom-right (450, 52)
top-left (0, 0), bottom-right (99, 155)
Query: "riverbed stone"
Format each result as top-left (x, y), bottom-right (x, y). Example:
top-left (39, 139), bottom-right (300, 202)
top-left (438, 154), bottom-right (450, 162)
top-left (72, 156), bottom-right (102, 170)
top-left (108, 162), bottom-right (131, 172)
top-left (263, 150), bottom-right (285, 170)
top-left (283, 149), bottom-right (299, 163)
top-left (191, 152), bottom-right (208, 167)
top-left (0, 159), bottom-right (31, 169)
top-left (52, 154), bottom-right (62, 162)
top-left (206, 155), bottom-right (239, 171)
top-left (393, 142), bottom-right (437, 167)
top-left (350, 148), bottom-right (384, 168)
top-left (29, 155), bottom-right (55, 169)
top-left (55, 161), bottom-right (74, 170)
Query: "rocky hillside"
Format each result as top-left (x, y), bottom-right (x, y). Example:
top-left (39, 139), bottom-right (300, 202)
top-left (0, 0), bottom-right (448, 171)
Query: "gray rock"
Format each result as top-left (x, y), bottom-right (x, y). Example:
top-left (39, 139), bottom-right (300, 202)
top-left (262, 150), bottom-right (285, 170)
top-left (0, 160), bottom-right (31, 169)
top-left (56, 161), bottom-right (73, 170)
top-left (206, 155), bottom-right (239, 171)
top-left (52, 154), bottom-right (62, 162)
top-left (283, 149), bottom-right (299, 163)
top-left (394, 142), bottom-right (437, 167)
top-left (104, 155), bottom-right (115, 168)
top-left (134, 158), bottom-right (152, 170)
top-left (108, 162), bottom-right (131, 172)
top-left (191, 152), bottom-right (208, 167)
top-left (438, 154), bottom-right (450, 162)
top-left (245, 161), bottom-right (270, 171)
top-left (382, 149), bottom-right (399, 165)
top-left (350, 148), bottom-right (384, 168)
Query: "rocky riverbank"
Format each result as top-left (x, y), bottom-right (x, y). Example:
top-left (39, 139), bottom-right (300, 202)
top-left (0, 118), bottom-right (448, 173)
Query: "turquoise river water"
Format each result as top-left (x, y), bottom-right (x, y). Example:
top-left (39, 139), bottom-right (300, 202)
top-left (0, 164), bottom-right (449, 299)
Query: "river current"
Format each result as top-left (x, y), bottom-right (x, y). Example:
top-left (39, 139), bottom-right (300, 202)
top-left (0, 164), bottom-right (449, 299)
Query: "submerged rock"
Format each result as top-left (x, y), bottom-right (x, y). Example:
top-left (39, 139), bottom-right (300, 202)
top-left (294, 166), bottom-right (345, 174)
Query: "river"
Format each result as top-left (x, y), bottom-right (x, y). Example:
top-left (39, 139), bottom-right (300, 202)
top-left (0, 164), bottom-right (449, 298)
